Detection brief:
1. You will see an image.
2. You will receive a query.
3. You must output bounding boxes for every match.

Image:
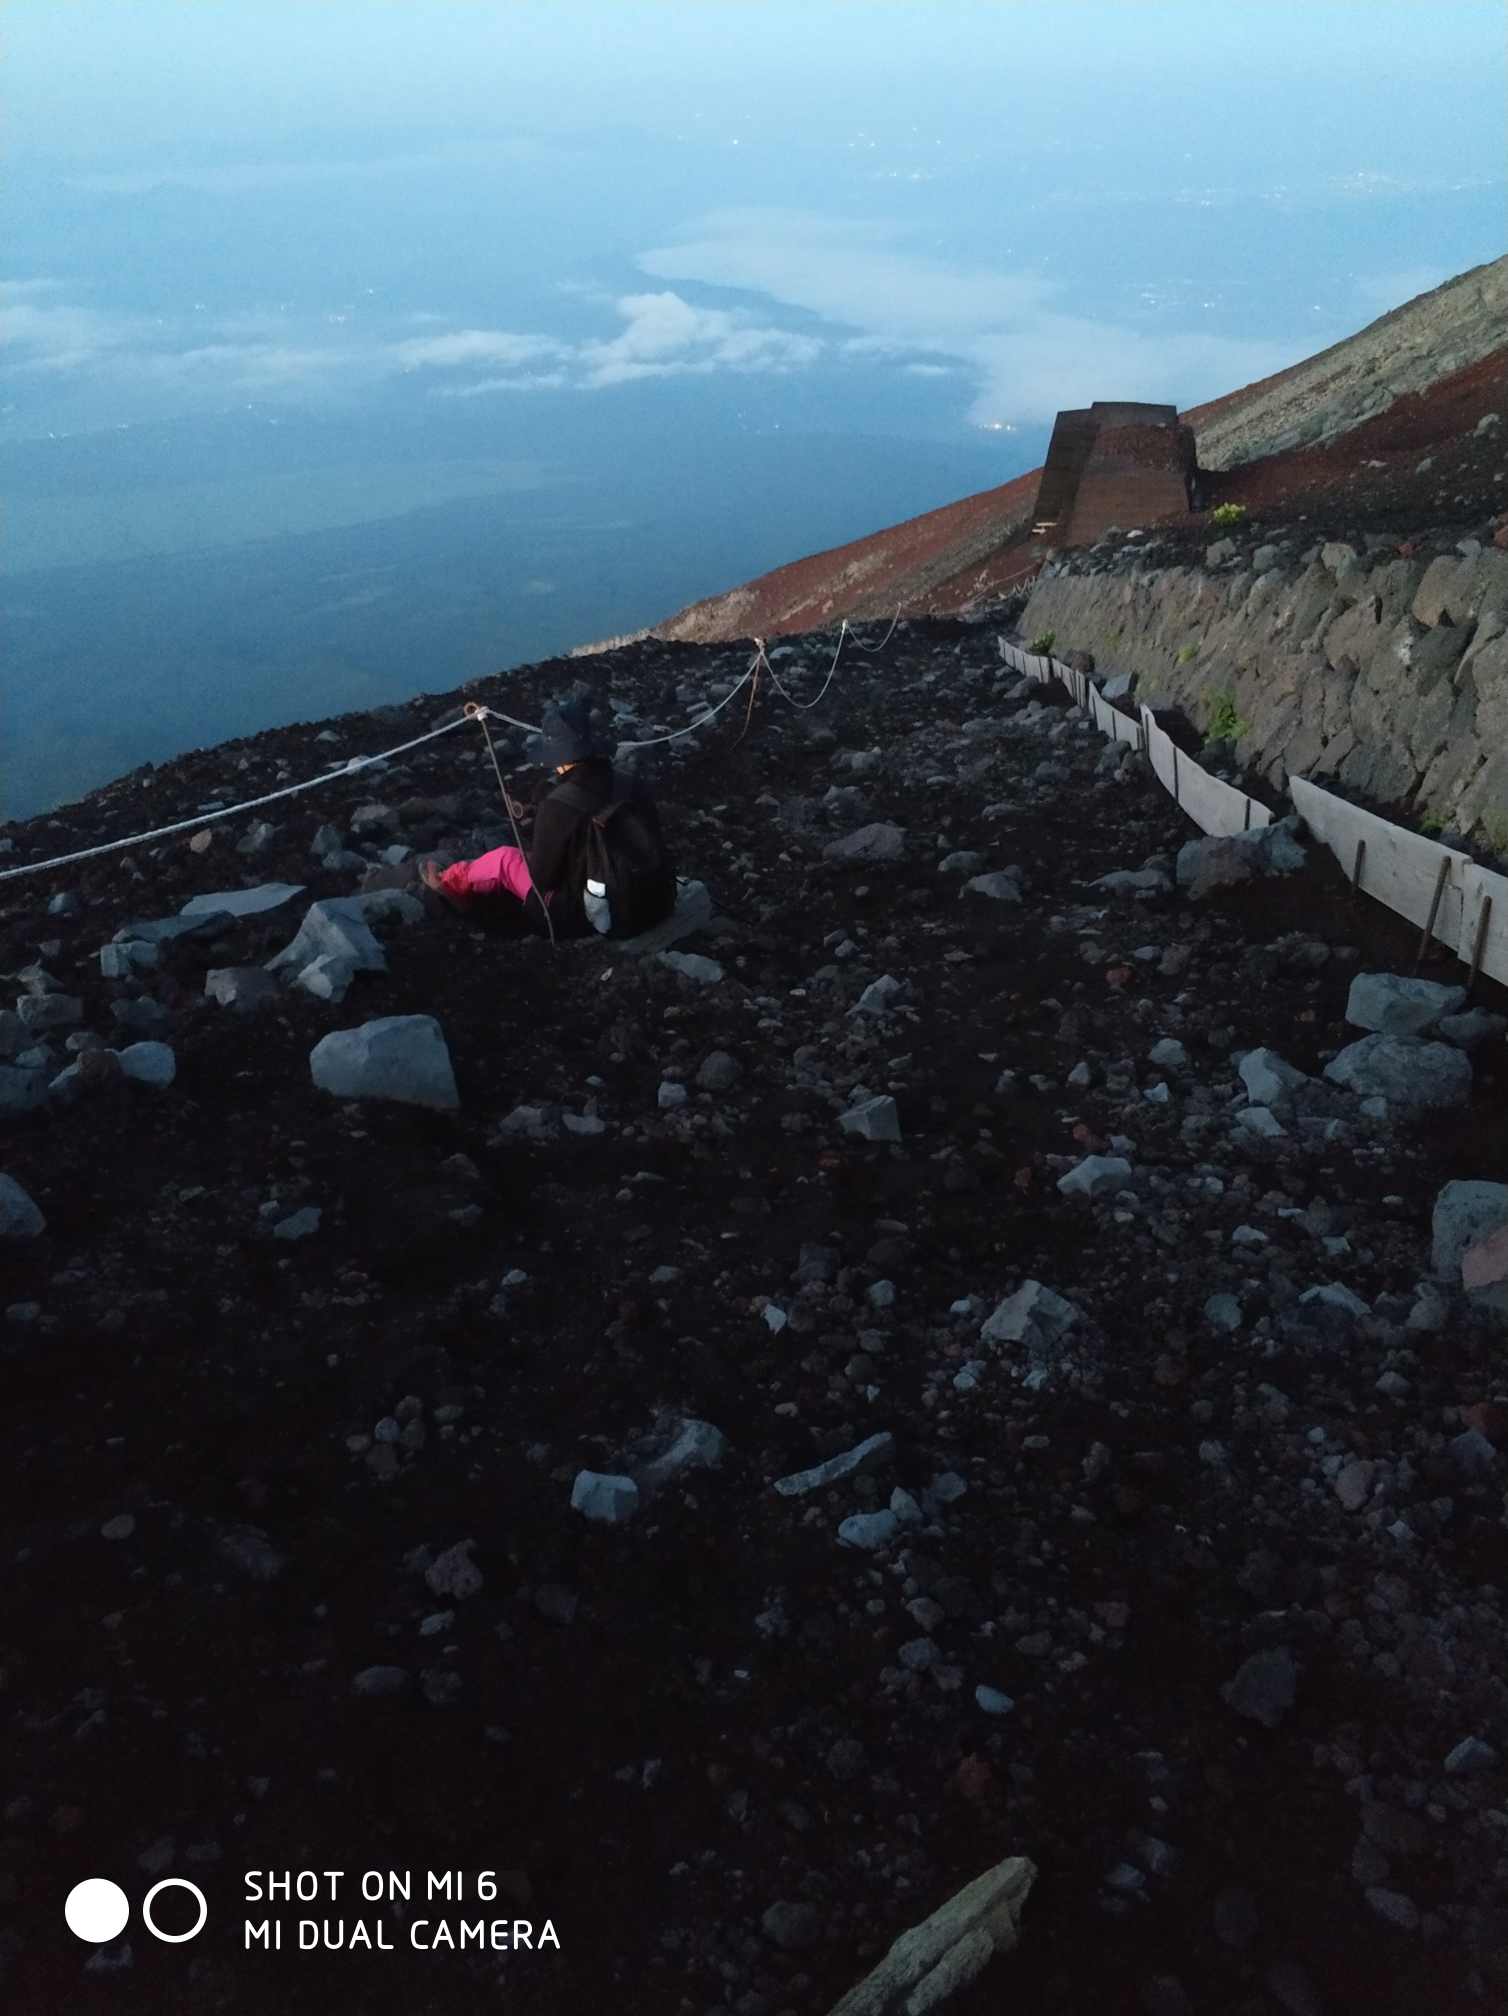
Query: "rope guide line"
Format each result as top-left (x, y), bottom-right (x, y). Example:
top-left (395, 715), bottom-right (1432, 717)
top-left (4, 610), bottom-right (912, 886)
top-left (464, 702), bottom-right (556, 949)
top-left (0, 714), bottom-right (479, 884)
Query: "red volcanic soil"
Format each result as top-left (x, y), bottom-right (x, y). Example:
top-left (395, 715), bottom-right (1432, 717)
top-left (1202, 349), bottom-right (1508, 530)
top-left (652, 346), bottom-right (1506, 648)
top-left (653, 469), bottom-right (1043, 644)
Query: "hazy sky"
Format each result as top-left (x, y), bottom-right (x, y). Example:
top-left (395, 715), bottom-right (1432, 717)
top-left (7, 1), bottom-right (1505, 444)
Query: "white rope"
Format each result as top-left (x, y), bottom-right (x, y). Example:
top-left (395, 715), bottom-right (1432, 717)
top-left (595, 655), bottom-right (759, 751)
top-left (3, 627), bottom-right (859, 886)
top-left (841, 606), bottom-right (903, 654)
top-left (757, 624), bottom-right (849, 713)
top-left (0, 714), bottom-right (478, 883)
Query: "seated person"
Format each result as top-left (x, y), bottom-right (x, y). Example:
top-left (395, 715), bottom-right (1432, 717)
top-left (420, 697), bottom-right (671, 937)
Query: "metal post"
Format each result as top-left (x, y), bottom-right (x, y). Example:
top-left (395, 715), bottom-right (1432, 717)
top-left (1351, 838), bottom-right (1366, 892)
top-left (1467, 896), bottom-right (1493, 998)
top-left (1415, 856), bottom-right (1452, 972)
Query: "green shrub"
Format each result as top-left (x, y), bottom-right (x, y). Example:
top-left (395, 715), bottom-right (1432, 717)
top-left (1481, 813), bottom-right (1508, 861)
top-left (1211, 502), bottom-right (1248, 527)
top-left (1176, 643), bottom-right (1199, 665)
top-left (1206, 689), bottom-right (1253, 743)
top-left (1029, 631), bottom-right (1055, 656)
top-left (1419, 809), bottom-right (1446, 835)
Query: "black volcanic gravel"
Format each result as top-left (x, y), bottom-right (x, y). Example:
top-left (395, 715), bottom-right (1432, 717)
top-left (2, 617), bottom-right (1507, 2016)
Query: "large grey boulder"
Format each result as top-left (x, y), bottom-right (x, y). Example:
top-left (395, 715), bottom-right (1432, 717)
top-left (837, 1509), bottom-right (900, 1550)
top-left (0, 1173), bottom-right (46, 1238)
top-left (1433, 1181), bottom-right (1508, 1313)
top-left (1433, 1181), bottom-right (1508, 1277)
top-left (1346, 972), bottom-right (1466, 1036)
top-left (963, 871), bottom-right (1024, 903)
top-left (850, 975), bottom-right (902, 1017)
top-left (1239, 1047), bottom-right (1308, 1107)
top-left (309, 1016), bottom-right (459, 1111)
top-left (695, 1050), bottom-right (741, 1092)
top-left (839, 1094), bottom-right (902, 1143)
top-left (99, 941), bottom-right (159, 979)
top-left (824, 823), bottom-right (906, 863)
top-left (117, 1042), bottom-right (176, 1089)
top-left (980, 1280), bottom-right (1079, 1359)
top-left (1323, 1035), bottom-right (1472, 1110)
top-left (1057, 1154), bottom-right (1133, 1197)
top-left (425, 1540), bottom-right (483, 1599)
top-left (1438, 1009), bottom-right (1507, 1050)
top-left (266, 899), bottom-right (387, 982)
top-left (1176, 817), bottom-right (1307, 897)
top-left (571, 1471), bottom-right (639, 1524)
top-left (16, 994), bottom-right (83, 1035)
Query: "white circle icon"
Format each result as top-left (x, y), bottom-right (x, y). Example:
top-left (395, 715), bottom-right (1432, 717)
top-left (143, 1877), bottom-right (208, 1943)
top-left (65, 1878), bottom-right (130, 1943)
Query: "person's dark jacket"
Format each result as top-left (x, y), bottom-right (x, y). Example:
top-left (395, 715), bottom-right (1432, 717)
top-left (526, 760), bottom-right (666, 935)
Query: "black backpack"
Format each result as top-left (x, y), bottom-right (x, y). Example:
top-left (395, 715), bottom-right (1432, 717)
top-left (556, 780), bottom-right (676, 938)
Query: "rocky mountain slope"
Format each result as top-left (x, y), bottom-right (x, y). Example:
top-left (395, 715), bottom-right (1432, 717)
top-left (3, 622), bottom-right (1507, 2016)
top-left (638, 259), bottom-right (1506, 645)
top-left (1184, 259), bottom-right (1508, 472)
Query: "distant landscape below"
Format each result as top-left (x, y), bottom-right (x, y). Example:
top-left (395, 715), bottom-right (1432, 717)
top-left (5, 1), bottom-right (1501, 825)
top-left (1, 385), bottom-right (1042, 821)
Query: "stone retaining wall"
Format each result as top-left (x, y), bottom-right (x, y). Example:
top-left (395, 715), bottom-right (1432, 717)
top-left (1020, 541), bottom-right (1508, 857)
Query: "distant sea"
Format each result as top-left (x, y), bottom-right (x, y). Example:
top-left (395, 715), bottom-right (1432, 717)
top-left (1, 381), bottom-right (1043, 822)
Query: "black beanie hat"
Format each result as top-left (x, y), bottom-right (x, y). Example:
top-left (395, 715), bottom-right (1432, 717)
top-left (539, 697), bottom-right (611, 767)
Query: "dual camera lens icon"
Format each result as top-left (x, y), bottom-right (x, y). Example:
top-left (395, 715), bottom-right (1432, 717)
top-left (66, 1876), bottom-right (208, 1945)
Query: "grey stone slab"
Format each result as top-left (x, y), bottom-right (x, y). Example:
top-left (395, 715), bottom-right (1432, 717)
top-left (180, 883), bottom-right (304, 920)
top-left (309, 1015), bottom-right (459, 1111)
top-left (773, 1432), bottom-right (896, 1498)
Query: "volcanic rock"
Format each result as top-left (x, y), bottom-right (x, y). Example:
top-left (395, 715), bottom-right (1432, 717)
top-left (309, 1016), bottom-right (459, 1111)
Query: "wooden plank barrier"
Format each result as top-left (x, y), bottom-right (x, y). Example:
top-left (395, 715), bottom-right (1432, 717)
top-left (1138, 705), bottom-right (1271, 838)
top-left (1292, 778), bottom-right (1508, 988)
top-left (1290, 778), bottom-right (1469, 950)
top-left (994, 631), bottom-right (1504, 986)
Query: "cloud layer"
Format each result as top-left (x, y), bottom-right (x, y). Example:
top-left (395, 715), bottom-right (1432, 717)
top-left (2, 282), bottom-right (825, 418)
top-left (1, 203), bottom-right (1460, 437)
top-left (392, 292), bottom-right (821, 393)
top-left (639, 210), bottom-right (1299, 425)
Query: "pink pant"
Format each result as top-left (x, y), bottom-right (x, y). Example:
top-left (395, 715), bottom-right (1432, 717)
top-left (438, 845), bottom-right (541, 904)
